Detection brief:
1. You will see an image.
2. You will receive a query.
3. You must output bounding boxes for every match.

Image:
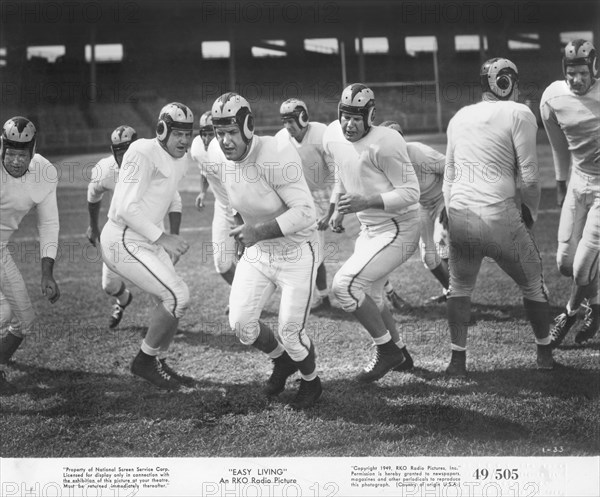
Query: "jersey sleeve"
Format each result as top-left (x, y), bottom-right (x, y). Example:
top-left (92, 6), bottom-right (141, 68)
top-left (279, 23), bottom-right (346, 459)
top-left (513, 106), bottom-right (541, 221)
top-left (37, 173), bottom-right (60, 259)
top-left (87, 161), bottom-right (111, 203)
top-left (375, 135), bottom-right (420, 211)
top-left (540, 91), bottom-right (571, 181)
top-left (269, 146), bottom-right (316, 236)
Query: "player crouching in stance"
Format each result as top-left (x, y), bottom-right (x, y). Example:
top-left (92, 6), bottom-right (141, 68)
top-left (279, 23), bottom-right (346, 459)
top-left (323, 84), bottom-right (420, 382)
top-left (209, 93), bottom-right (322, 409)
top-left (540, 39), bottom-right (600, 347)
top-left (100, 103), bottom-right (193, 390)
top-left (444, 58), bottom-right (555, 377)
top-left (87, 126), bottom-right (138, 329)
top-left (0, 117), bottom-right (60, 395)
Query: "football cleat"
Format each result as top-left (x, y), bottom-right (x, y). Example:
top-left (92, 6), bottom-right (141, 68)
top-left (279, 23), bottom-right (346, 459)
top-left (289, 377), bottom-right (322, 410)
top-left (445, 350), bottom-right (467, 378)
top-left (386, 289), bottom-right (410, 311)
top-left (393, 347), bottom-right (414, 372)
top-left (131, 351), bottom-right (180, 390)
top-left (109, 292), bottom-right (133, 329)
top-left (0, 370), bottom-right (17, 396)
top-left (264, 351), bottom-right (298, 396)
top-left (536, 344), bottom-right (556, 370)
top-left (549, 310), bottom-right (578, 348)
top-left (356, 342), bottom-right (405, 383)
top-left (0, 333), bottom-right (23, 365)
top-left (575, 303), bottom-right (600, 344)
top-left (159, 359), bottom-right (197, 387)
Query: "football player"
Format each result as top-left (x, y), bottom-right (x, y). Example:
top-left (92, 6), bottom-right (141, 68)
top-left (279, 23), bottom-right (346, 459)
top-left (208, 92), bottom-right (322, 409)
top-left (100, 103), bottom-right (193, 390)
top-left (380, 120), bottom-right (450, 303)
top-left (323, 84), bottom-right (420, 383)
top-left (190, 111), bottom-right (237, 313)
top-left (444, 58), bottom-right (554, 377)
top-left (275, 99), bottom-right (333, 312)
top-left (0, 117), bottom-right (60, 395)
top-left (540, 39), bottom-right (600, 347)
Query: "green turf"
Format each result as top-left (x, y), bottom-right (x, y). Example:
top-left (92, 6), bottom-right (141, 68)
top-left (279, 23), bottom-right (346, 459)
top-left (1, 133), bottom-right (598, 458)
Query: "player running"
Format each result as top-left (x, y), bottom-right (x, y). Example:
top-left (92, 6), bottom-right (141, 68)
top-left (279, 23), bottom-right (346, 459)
top-left (323, 83), bottom-right (420, 383)
top-left (444, 58), bottom-right (555, 377)
top-left (275, 98), bottom-right (333, 312)
top-left (540, 39), bottom-right (600, 347)
top-left (208, 92), bottom-right (322, 409)
top-left (190, 111), bottom-right (237, 314)
top-left (0, 117), bottom-right (60, 395)
top-left (100, 103), bottom-right (194, 390)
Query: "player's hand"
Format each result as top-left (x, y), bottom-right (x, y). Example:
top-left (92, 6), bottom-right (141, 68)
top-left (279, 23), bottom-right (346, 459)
top-left (41, 275), bottom-right (60, 304)
top-left (155, 233), bottom-right (189, 260)
top-left (195, 192), bottom-right (206, 210)
top-left (337, 193), bottom-right (369, 214)
top-left (86, 226), bottom-right (100, 247)
top-left (329, 211), bottom-right (345, 233)
top-left (521, 203), bottom-right (534, 229)
top-left (556, 180), bottom-right (567, 207)
top-left (317, 214), bottom-right (332, 231)
top-left (229, 224), bottom-right (259, 248)
top-left (438, 207), bottom-right (448, 230)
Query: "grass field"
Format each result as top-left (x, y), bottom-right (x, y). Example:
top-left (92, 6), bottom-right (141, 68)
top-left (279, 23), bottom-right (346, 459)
top-left (1, 131), bottom-right (598, 459)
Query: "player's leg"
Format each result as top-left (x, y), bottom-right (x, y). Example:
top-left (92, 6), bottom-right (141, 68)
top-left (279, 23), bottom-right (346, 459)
top-left (332, 213), bottom-right (419, 382)
top-left (101, 225), bottom-right (188, 390)
top-left (445, 209), bottom-right (484, 377)
top-left (0, 243), bottom-right (35, 365)
top-left (420, 205), bottom-right (450, 302)
top-left (102, 263), bottom-right (132, 329)
top-left (553, 178), bottom-right (591, 345)
top-left (212, 207), bottom-right (238, 313)
top-left (490, 204), bottom-right (554, 368)
top-left (574, 201), bottom-right (600, 343)
top-left (311, 229), bottom-right (331, 312)
top-left (276, 240), bottom-right (322, 408)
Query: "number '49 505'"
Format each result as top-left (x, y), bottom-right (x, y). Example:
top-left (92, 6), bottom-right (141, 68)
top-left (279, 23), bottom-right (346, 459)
top-left (473, 469), bottom-right (519, 480)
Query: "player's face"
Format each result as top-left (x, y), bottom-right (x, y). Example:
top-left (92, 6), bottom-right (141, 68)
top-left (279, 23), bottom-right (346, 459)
top-left (215, 125), bottom-right (249, 161)
top-left (2, 148), bottom-right (31, 177)
top-left (340, 112), bottom-right (367, 142)
top-left (281, 117), bottom-right (306, 141)
top-left (164, 129), bottom-right (192, 158)
top-left (114, 149), bottom-right (126, 167)
top-left (566, 65), bottom-right (593, 95)
top-left (200, 129), bottom-right (215, 150)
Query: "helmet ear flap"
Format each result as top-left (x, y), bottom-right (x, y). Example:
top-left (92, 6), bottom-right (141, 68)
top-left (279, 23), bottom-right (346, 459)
top-left (242, 113), bottom-right (254, 141)
top-left (298, 109), bottom-right (309, 128)
top-left (156, 120), bottom-right (167, 141)
top-left (367, 106), bottom-right (375, 127)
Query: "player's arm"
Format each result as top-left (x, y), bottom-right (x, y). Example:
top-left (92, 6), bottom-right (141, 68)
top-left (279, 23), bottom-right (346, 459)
top-left (168, 191), bottom-right (182, 235)
top-left (539, 98), bottom-right (571, 206)
top-left (443, 124), bottom-right (456, 209)
top-left (513, 107), bottom-right (541, 225)
top-left (37, 179), bottom-right (60, 304)
top-left (196, 173), bottom-right (209, 209)
top-left (86, 163), bottom-right (108, 246)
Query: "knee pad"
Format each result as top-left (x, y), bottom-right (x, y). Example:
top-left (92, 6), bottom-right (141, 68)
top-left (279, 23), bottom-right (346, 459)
top-left (556, 244), bottom-right (574, 277)
top-left (421, 250), bottom-right (441, 271)
top-left (520, 278), bottom-right (549, 303)
top-left (332, 272), bottom-right (363, 312)
top-left (232, 319), bottom-right (260, 346)
top-left (163, 281), bottom-right (189, 319)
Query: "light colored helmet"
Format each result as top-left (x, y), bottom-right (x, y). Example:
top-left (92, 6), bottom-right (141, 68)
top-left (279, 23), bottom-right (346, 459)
top-left (338, 83), bottom-right (376, 129)
top-left (110, 125), bottom-right (137, 163)
top-left (211, 92), bottom-right (254, 143)
top-left (156, 102), bottom-right (194, 143)
top-left (563, 39), bottom-right (598, 78)
top-left (380, 120), bottom-right (404, 136)
top-left (280, 98), bottom-right (309, 128)
top-left (480, 58), bottom-right (518, 100)
top-left (199, 111), bottom-right (214, 132)
top-left (1, 116), bottom-right (37, 164)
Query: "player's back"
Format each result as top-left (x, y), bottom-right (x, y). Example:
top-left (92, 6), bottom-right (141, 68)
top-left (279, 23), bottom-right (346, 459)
top-left (446, 100), bottom-right (537, 210)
